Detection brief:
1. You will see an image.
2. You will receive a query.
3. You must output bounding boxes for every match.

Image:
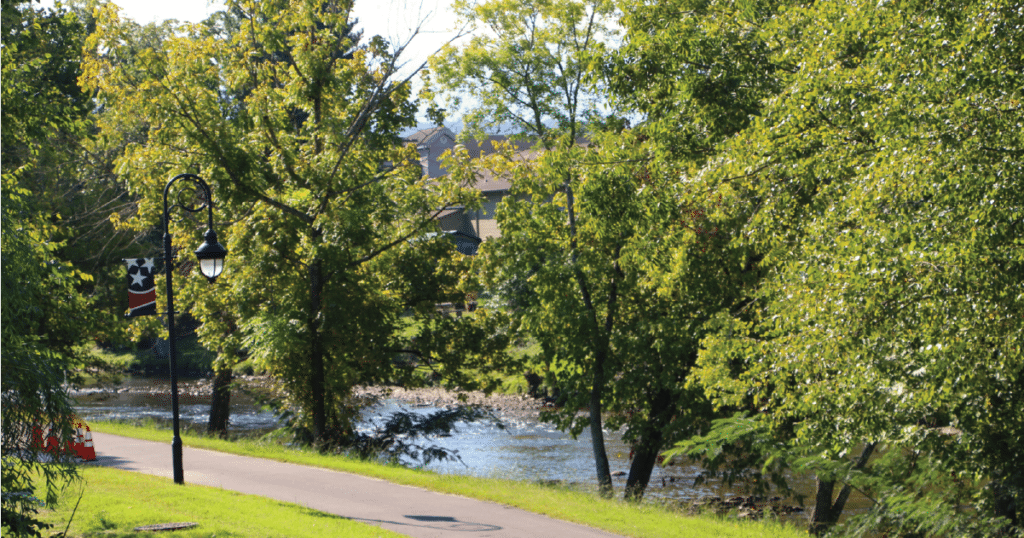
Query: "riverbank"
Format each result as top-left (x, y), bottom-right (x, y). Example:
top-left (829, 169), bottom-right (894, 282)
top-left (70, 380), bottom-right (819, 528)
top-left (85, 421), bottom-right (807, 538)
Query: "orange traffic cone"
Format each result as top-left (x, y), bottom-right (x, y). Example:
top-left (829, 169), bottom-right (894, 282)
top-left (32, 415), bottom-right (96, 461)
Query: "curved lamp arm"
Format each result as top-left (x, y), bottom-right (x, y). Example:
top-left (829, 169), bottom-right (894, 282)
top-left (163, 174), bottom-right (228, 282)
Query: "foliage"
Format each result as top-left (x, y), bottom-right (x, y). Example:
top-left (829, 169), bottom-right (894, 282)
top-left (831, 448), bottom-right (1013, 538)
top-left (606, 0), bottom-right (787, 164)
top-left (0, 0), bottom-right (96, 325)
top-left (433, 0), bottom-right (627, 497)
top-left (431, 0), bottom-right (617, 144)
top-left (65, 9), bottom-right (175, 349)
top-left (594, 0), bottom-right (788, 501)
top-left (482, 133), bottom-right (737, 500)
top-left (629, 0), bottom-right (1024, 534)
top-left (1, 1), bottom-right (97, 533)
top-left (666, 413), bottom-right (800, 502)
top-left (3, 0), bottom-right (150, 349)
top-left (433, 0), bottom-right (755, 502)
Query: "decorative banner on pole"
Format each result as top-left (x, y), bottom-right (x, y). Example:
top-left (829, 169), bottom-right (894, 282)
top-left (126, 258), bottom-right (157, 317)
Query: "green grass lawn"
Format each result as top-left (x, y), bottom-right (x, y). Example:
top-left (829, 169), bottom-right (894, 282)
top-left (82, 421), bottom-right (807, 538)
top-left (86, 346), bottom-right (135, 372)
top-left (33, 466), bottom-right (403, 538)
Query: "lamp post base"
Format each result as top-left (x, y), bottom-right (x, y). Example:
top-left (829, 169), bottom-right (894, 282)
top-left (172, 435), bottom-right (184, 484)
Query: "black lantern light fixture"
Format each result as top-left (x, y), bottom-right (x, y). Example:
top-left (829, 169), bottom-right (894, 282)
top-left (194, 229), bottom-right (227, 282)
top-left (162, 173), bottom-right (227, 484)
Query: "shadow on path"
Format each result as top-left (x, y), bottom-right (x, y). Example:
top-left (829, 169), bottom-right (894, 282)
top-left (87, 454), bottom-right (137, 471)
top-left (294, 503), bottom-right (503, 533)
top-left (90, 452), bottom-right (503, 532)
top-left (347, 514), bottom-right (502, 533)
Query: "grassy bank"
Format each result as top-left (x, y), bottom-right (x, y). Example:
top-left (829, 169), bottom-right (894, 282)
top-left (82, 331), bottom-right (219, 380)
top-left (34, 466), bottom-right (403, 537)
top-left (86, 421), bottom-right (806, 538)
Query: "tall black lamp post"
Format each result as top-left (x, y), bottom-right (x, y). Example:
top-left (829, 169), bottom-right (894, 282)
top-left (163, 173), bottom-right (227, 485)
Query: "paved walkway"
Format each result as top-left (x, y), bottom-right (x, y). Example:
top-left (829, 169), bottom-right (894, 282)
top-left (90, 432), bottom-right (627, 538)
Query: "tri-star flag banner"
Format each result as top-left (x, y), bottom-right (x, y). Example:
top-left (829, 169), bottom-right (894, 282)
top-left (126, 258), bottom-right (157, 317)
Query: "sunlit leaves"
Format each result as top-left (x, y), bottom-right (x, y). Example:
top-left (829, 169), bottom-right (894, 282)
top-left (431, 0), bottom-right (616, 145)
top-left (670, 0), bottom-right (1023, 531)
top-left (2, 1), bottom-right (100, 530)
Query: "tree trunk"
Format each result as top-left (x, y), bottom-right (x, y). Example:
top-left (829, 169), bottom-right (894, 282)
top-left (589, 347), bottom-right (613, 497)
top-left (624, 389), bottom-right (674, 502)
top-left (207, 366), bottom-right (232, 438)
top-left (809, 442), bottom-right (876, 535)
top-left (564, 164), bottom-right (617, 498)
top-left (992, 478), bottom-right (1019, 528)
top-left (809, 476), bottom-right (837, 535)
top-left (308, 256), bottom-right (327, 447)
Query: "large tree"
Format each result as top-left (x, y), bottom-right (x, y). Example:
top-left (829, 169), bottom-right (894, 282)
top-left (596, 0), bottom-right (798, 502)
top-left (644, 0), bottom-right (1024, 534)
top-left (466, 132), bottom-right (748, 501)
top-left (2, 0), bottom-right (96, 534)
top-left (432, 0), bottom-right (631, 495)
top-left (593, 0), bottom-right (804, 505)
top-left (83, 0), bottom-right (489, 447)
top-left (433, 0), bottom-right (746, 501)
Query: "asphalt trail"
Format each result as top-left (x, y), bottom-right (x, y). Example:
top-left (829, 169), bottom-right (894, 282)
top-left (89, 432), bottom-right (627, 538)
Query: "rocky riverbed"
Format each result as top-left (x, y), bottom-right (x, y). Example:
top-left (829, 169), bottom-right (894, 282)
top-left (72, 376), bottom-right (544, 415)
top-left (352, 385), bottom-right (543, 414)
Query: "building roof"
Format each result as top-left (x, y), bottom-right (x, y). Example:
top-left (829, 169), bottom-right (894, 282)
top-left (469, 148), bottom-right (544, 192)
top-left (461, 135), bottom-right (534, 159)
top-left (435, 206), bottom-right (465, 219)
top-left (404, 126), bottom-right (453, 146)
